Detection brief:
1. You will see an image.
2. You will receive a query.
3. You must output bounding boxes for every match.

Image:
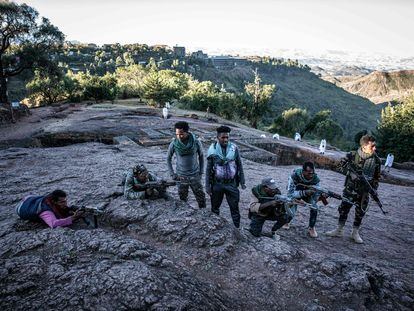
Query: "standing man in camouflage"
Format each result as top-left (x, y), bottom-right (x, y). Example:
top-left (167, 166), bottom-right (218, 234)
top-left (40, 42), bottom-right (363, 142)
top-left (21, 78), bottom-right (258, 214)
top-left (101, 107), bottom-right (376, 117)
top-left (326, 134), bottom-right (381, 243)
top-left (206, 126), bottom-right (246, 228)
top-left (167, 121), bottom-right (206, 209)
top-left (286, 161), bottom-right (321, 238)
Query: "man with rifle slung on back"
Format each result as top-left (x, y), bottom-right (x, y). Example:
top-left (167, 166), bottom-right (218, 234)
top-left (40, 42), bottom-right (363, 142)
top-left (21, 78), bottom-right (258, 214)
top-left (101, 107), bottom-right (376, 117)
top-left (124, 164), bottom-right (172, 200)
top-left (326, 134), bottom-right (383, 244)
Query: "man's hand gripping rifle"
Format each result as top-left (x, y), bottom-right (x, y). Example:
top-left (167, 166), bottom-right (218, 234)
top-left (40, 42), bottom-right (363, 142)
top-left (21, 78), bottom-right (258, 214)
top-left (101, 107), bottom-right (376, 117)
top-left (261, 194), bottom-right (316, 217)
top-left (69, 205), bottom-right (105, 228)
top-left (339, 158), bottom-right (387, 215)
top-left (297, 184), bottom-right (356, 208)
top-left (134, 180), bottom-right (177, 192)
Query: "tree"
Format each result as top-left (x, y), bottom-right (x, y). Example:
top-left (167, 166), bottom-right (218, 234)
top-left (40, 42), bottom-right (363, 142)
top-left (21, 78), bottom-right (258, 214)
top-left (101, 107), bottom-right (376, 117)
top-left (26, 69), bottom-right (65, 106)
top-left (0, 2), bottom-right (65, 104)
top-left (63, 71), bottom-right (82, 102)
top-left (376, 96), bottom-right (414, 162)
top-left (313, 119), bottom-right (344, 141)
top-left (241, 69), bottom-right (275, 128)
top-left (115, 64), bottom-right (148, 99)
top-left (180, 80), bottom-right (220, 112)
top-left (123, 52), bottom-right (135, 66)
top-left (142, 69), bottom-right (189, 107)
top-left (300, 109), bottom-right (331, 138)
top-left (76, 72), bottom-right (118, 103)
top-left (269, 108), bottom-right (309, 137)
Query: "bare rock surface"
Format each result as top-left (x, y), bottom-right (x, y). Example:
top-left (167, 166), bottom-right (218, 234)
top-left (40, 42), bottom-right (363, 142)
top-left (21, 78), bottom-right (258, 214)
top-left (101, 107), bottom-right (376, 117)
top-left (1, 103), bottom-right (412, 186)
top-left (0, 104), bottom-right (413, 310)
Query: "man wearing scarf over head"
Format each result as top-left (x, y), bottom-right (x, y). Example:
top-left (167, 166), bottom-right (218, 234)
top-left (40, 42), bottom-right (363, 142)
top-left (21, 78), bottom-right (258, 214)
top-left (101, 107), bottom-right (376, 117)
top-left (167, 121), bottom-right (206, 209)
top-left (206, 126), bottom-right (246, 228)
top-left (326, 134), bottom-right (381, 243)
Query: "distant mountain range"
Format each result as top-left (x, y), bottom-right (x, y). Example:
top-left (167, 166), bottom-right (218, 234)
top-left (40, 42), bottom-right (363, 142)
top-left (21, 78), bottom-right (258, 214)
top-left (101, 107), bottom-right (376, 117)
top-left (190, 47), bottom-right (414, 73)
top-left (321, 70), bottom-right (414, 104)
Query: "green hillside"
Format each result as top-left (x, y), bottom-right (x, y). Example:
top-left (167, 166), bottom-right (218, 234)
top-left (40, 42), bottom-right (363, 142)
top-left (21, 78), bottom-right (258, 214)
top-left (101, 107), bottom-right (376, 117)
top-left (6, 41), bottom-right (381, 140)
top-left (195, 65), bottom-right (381, 139)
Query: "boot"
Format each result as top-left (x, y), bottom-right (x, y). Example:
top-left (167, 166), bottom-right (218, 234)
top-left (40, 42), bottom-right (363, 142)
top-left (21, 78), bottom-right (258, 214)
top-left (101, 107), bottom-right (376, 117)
top-left (351, 227), bottom-right (363, 244)
top-left (326, 224), bottom-right (344, 237)
top-left (308, 227), bottom-right (318, 238)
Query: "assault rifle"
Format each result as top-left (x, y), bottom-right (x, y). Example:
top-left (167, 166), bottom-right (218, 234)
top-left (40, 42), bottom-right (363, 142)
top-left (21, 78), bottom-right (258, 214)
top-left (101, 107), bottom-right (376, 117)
top-left (261, 194), bottom-right (317, 217)
top-left (69, 205), bottom-right (105, 228)
top-left (341, 159), bottom-right (387, 215)
top-left (134, 180), bottom-right (177, 192)
top-left (297, 184), bottom-right (356, 207)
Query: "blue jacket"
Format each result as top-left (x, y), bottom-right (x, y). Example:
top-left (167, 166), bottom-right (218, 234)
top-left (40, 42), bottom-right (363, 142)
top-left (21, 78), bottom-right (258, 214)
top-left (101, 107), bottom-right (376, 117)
top-left (15, 195), bottom-right (52, 221)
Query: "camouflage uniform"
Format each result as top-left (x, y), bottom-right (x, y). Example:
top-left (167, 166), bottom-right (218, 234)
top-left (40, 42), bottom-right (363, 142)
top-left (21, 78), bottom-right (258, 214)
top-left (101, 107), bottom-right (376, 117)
top-left (124, 171), bottom-right (167, 200)
top-left (248, 185), bottom-right (291, 237)
top-left (287, 168), bottom-right (321, 228)
top-left (338, 149), bottom-right (381, 227)
top-left (177, 176), bottom-right (206, 208)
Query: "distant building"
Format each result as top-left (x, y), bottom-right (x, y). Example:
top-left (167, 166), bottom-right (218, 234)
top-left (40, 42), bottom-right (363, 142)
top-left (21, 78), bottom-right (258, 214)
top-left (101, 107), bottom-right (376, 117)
top-left (191, 50), bottom-right (208, 59)
top-left (173, 46), bottom-right (186, 58)
top-left (210, 56), bottom-right (248, 69)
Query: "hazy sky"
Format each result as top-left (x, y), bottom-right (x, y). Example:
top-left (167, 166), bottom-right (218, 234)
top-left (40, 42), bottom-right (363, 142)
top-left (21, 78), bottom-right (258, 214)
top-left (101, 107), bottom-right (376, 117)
top-left (17, 0), bottom-right (414, 57)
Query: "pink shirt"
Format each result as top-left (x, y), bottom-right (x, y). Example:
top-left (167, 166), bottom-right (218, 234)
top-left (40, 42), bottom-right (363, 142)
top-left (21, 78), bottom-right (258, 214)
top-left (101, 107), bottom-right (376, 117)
top-left (39, 211), bottom-right (73, 228)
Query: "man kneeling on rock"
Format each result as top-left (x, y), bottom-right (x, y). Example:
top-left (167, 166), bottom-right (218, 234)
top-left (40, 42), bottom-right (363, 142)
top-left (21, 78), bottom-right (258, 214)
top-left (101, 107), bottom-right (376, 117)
top-left (124, 164), bottom-right (169, 200)
top-left (16, 189), bottom-right (84, 228)
top-left (248, 178), bottom-right (292, 239)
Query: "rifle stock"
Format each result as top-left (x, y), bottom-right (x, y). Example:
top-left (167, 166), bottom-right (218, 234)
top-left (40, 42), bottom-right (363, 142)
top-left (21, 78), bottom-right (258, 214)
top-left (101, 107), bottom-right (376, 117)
top-left (137, 180), bottom-right (177, 191)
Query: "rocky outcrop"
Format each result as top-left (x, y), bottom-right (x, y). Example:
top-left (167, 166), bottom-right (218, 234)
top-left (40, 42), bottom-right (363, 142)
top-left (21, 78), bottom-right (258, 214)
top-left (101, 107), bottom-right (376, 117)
top-left (3, 104), bottom-right (413, 186)
top-left (1, 139), bottom-right (413, 310)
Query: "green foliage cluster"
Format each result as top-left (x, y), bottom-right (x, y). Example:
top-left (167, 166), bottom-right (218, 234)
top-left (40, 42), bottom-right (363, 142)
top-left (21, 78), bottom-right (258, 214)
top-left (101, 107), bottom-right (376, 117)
top-left (26, 71), bottom-right (118, 105)
top-left (194, 66), bottom-right (381, 141)
top-left (269, 108), bottom-right (309, 136)
top-left (0, 1), bottom-right (65, 104)
top-left (180, 81), bottom-right (240, 120)
top-left (241, 70), bottom-right (276, 128)
top-left (376, 95), bottom-right (414, 162)
top-left (141, 70), bottom-right (189, 107)
top-left (26, 70), bottom-right (66, 106)
top-left (269, 108), bottom-right (344, 142)
top-left (79, 72), bottom-right (118, 102)
top-left (115, 64), bottom-right (147, 98)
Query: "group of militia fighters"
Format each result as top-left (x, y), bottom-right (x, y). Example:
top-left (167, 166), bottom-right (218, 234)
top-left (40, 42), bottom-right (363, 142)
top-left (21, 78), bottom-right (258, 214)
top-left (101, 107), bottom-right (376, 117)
top-left (15, 120), bottom-right (381, 244)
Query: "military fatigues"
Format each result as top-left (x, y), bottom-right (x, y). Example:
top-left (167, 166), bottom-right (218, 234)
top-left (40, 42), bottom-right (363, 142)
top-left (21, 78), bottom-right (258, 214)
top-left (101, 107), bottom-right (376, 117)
top-left (338, 150), bottom-right (381, 227)
top-left (167, 134), bottom-right (206, 209)
top-left (206, 142), bottom-right (245, 228)
top-left (124, 171), bottom-right (167, 200)
top-left (287, 168), bottom-right (320, 228)
top-left (177, 176), bottom-right (206, 208)
top-left (249, 185), bottom-right (291, 236)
